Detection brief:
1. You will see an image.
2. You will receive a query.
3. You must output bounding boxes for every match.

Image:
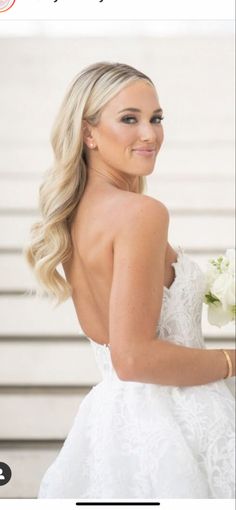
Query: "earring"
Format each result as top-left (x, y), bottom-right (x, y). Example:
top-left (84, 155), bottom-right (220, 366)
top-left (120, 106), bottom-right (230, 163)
top-left (90, 142), bottom-right (95, 148)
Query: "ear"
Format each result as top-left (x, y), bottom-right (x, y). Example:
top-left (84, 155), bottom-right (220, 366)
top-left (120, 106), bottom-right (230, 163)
top-left (82, 120), bottom-right (97, 149)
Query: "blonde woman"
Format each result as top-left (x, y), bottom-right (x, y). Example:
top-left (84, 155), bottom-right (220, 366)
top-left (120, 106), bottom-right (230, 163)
top-left (24, 62), bottom-right (235, 499)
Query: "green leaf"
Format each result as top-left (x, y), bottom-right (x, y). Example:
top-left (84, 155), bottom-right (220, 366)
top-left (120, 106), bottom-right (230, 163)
top-left (204, 291), bottom-right (220, 304)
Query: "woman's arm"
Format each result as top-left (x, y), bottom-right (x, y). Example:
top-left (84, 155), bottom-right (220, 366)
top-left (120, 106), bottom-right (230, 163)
top-left (109, 195), bottom-right (236, 386)
top-left (118, 336), bottom-right (236, 386)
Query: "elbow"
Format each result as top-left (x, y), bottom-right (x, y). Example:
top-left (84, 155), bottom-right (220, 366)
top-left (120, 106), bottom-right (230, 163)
top-left (111, 354), bottom-right (137, 382)
top-left (115, 366), bottom-right (132, 382)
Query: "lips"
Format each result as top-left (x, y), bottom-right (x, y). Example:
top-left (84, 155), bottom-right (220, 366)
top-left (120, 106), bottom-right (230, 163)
top-left (132, 147), bottom-right (156, 156)
top-left (133, 147), bottom-right (156, 151)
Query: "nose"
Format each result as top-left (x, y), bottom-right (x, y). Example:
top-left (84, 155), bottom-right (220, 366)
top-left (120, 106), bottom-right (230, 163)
top-left (138, 121), bottom-right (161, 142)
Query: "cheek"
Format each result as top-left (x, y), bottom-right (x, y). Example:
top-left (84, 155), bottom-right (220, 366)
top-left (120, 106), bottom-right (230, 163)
top-left (156, 126), bottom-right (164, 146)
top-left (99, 123), bottom-right (134, 147)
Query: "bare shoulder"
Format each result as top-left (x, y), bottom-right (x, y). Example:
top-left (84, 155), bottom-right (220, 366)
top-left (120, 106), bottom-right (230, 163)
top-left (114, 192), bottom-right (169, 237)
top-left (118, 191), bottom-right (169, 213)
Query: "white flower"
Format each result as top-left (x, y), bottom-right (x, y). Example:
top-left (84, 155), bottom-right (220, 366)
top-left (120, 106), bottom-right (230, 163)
top-left (208, 301), bottom-right (235, 327)
top-left (203, 248), bottom-right (235, 327)
top-left (211, 272), bottom-right (235, 311)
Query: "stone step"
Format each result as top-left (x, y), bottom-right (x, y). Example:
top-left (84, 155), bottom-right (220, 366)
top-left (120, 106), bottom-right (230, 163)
top-left (0, 340), bottom-right (101, 386)
top-left (0, 388), bottom-right (93, 440)
top-left (0, 443), bottom-right (60, 498)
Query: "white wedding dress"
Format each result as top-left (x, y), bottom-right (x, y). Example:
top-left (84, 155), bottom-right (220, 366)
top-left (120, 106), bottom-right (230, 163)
top-left (38, 246), bottom-right (235, 499)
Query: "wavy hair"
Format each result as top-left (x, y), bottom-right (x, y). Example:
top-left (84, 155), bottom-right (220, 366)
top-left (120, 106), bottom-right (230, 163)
top-left (23, 61), bottom-right (153, 307)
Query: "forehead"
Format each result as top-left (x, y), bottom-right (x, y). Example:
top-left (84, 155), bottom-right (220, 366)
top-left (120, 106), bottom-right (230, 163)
top-left (103, 80), bottom-right (160, 112)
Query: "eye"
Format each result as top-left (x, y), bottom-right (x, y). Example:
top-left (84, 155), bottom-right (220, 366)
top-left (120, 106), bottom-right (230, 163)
top-left (121, 115), bottom-right (164, 124)
top-left (121, 116), bottom-right (137, 124)
top-left (151, 115), bottom-right (164, 124)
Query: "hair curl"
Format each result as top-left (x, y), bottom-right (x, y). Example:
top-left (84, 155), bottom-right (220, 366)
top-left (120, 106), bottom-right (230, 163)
top-left (23, 62), bottom-right (153, 307)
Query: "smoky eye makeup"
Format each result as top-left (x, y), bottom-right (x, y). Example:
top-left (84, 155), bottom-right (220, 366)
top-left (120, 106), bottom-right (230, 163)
top-left (120, 114), bottom-right (164, 124)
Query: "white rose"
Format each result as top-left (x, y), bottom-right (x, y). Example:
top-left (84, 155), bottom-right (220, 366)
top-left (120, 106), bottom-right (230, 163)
top-left (208, 301), bottom-right (234, 327)
top-left (211, 273), bottom-right (235, 311)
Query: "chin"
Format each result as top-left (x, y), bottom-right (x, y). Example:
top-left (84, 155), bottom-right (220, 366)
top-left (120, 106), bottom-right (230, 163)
top-left (139, 165), bottom-right (155, 176)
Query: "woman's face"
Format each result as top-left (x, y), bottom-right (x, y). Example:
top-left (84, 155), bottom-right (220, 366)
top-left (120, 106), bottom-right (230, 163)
top-left (84, 79), bottom-right (164, 185)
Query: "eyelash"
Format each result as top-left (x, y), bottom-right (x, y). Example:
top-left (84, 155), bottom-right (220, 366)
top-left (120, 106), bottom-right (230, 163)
top-left (121, 115), bottom-right (164, 124)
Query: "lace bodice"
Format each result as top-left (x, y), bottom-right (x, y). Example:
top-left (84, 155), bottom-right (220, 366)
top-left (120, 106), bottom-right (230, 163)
top-left (88, 245), bottom-right (207, 381)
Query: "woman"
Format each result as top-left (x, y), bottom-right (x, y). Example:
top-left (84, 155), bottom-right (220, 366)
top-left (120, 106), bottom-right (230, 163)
top-left (24, 61), bottom-right (235, 499)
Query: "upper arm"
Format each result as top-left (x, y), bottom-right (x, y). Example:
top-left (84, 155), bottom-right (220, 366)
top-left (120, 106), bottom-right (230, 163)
top-left (109, 196), bottom-right (169, 379)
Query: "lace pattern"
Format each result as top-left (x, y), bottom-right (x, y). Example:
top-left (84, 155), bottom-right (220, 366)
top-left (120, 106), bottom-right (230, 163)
top-left (38, 245), bottom-right (235, 499)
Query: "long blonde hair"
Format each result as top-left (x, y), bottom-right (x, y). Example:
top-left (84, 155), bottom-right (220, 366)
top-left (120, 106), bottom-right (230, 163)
top-left (23, 62), bottom-right (153, 307)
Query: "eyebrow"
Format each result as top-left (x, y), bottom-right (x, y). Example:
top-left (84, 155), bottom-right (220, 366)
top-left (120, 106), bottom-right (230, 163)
top-left (118, 107), bottom-right (163, 114)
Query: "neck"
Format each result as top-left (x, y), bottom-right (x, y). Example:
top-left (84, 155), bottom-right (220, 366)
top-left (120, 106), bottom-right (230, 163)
top-left (87, 166), bottom-right (139, 192)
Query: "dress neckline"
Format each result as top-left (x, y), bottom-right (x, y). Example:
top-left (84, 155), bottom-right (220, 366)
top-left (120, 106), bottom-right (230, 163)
top-left (88, 245), bottom-right (185, 349)
top-left (163, 245), bottom-right (185, 294)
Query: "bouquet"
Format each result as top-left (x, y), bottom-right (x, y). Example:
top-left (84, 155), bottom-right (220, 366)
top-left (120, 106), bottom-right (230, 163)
top-left (203, 248), bottom-right (235, 327)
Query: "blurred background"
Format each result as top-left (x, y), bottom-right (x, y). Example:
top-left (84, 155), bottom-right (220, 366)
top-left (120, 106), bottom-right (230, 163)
top-left (0, 20), bottom-right (235, 498)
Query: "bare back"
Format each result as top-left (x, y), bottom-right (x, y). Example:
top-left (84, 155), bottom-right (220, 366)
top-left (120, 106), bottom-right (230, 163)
top-left (62, 186), bottom-right (178, 346)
